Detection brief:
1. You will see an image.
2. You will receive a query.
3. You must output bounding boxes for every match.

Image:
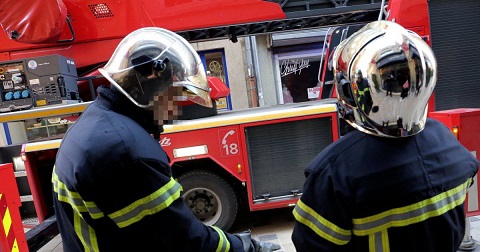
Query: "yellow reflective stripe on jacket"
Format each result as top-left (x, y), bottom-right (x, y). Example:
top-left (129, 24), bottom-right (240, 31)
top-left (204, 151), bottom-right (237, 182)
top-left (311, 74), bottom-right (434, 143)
top-left (108, 177), bottom-right (182, 228)
top-left (211, 226), bottom-right (231, 252)
top-left (74, 210), bottom-right (99, 252)
top-left (52, 167), bottom-right (104, 219)
top-left (293, 199), bottom-right (351, 245)
top-left (357, 88), bottom-right (369, 98)
top-left (369, 230), bottom-right (390, 252)
top-left (353, 178), bottom-right (471, 237)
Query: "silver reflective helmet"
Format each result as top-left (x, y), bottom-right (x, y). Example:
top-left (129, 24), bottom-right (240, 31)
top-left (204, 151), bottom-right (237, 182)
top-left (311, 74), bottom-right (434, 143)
top-left (99, 27), bottom-right (212, 108)
top-left (333, 20), bottom-right (437, 137)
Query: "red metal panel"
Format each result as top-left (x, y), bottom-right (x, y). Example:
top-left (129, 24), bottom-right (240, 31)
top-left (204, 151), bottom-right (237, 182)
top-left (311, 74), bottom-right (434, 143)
top-left (22, 150), bottom-right (57, 224)
top-left (0, 193), bottom-right (12, 252)
top-left (387, 0), bottom-right (430, 37)
top-left (0, 164), bottom-right (28, 251)
top-left (23, 152), bottom-right (46, 224)
top-left (0, 0), bottom-right (67, 44)
top-left (429, 109), bottom-right (480, 216)
top-left (0, 0), bottom-right (285, 70)
top-left (1, 194), bottom-right (20, 252)
top-left (0, 164), bottom-right (21, 209)
top-left (4, 38), bottom-right (123, 71)
top-left (207, 77), bottom-right (230, 101)
top-left (163, 125), bottom-right (246, 182)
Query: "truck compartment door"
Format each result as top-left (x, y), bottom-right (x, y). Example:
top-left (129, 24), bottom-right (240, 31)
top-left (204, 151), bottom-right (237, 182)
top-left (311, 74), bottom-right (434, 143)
top-left (245, 117), bottom-right (333, 202)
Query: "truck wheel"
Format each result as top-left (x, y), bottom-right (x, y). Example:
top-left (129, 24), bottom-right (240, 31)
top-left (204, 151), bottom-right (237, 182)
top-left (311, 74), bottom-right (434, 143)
top-left (178, 171), bottom-right (237, 230)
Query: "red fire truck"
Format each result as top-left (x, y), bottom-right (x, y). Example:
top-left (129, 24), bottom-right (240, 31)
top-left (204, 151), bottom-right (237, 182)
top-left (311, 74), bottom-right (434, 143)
top-left (0, 0), bottom-right (479, 250)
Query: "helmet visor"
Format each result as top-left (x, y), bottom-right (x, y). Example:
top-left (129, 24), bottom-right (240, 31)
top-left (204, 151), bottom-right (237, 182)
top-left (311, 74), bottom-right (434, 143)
top-left (170, 41), bottom-right (212, 108)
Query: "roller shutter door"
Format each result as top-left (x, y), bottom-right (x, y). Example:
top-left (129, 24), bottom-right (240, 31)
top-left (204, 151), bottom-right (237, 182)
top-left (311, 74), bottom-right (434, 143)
top-left (245, 117), bottom-right (333, 201)
top-left (429, 0), bottom-right (480, 110)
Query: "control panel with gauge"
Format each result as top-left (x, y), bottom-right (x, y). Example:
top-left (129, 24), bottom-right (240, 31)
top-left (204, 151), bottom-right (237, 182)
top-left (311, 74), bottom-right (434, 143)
top-left (0, 61), bottom-right (34, 112)
top-left (0, 55), bottom-right (79, 112)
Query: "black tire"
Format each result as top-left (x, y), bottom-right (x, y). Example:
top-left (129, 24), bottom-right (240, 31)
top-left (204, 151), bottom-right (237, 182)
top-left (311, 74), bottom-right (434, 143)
top-left (177, 170), bottom-right (238, 230)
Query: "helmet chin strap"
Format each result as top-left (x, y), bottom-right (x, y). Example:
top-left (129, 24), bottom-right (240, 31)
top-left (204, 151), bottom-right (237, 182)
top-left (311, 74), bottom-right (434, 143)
top-left (337, 101), bottom-right (355, 124)
top-left (336, 72), bottom-right (356, 107)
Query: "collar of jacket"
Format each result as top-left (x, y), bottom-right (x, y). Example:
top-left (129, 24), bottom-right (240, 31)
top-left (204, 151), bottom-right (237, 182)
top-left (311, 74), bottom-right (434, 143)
top-left (95, 85), bottom-right (163, 139)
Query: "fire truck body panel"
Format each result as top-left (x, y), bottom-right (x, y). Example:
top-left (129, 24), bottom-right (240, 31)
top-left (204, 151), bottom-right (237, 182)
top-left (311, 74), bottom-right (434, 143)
top-left (14, 98), bottom-right (339, 230)
top-left (0, 0), bottom-right (285, 68)
top-left (162, 99), bottom-right (339, 212)
top-left (386, 0), bottom-right (431, 38)
top-left (429, 108), bottom-right (480, 216)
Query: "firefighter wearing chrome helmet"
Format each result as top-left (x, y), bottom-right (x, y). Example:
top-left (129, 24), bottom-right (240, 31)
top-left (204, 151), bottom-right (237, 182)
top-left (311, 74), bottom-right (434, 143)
top-left (292, 20), bottom-right (478, 251)
top-left (53, 27), bottom-right (280, 252)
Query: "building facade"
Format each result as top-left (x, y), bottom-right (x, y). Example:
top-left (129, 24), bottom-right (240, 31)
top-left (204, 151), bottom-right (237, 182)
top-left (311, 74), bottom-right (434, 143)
top-left (192, 28), bottom-right (331, 111)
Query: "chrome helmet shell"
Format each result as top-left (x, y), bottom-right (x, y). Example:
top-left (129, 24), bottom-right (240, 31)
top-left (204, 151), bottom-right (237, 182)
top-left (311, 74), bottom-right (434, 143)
top-left (99, 27), bottom-right (212, 109)
top-left (333, 20), bottom-right (437, 137)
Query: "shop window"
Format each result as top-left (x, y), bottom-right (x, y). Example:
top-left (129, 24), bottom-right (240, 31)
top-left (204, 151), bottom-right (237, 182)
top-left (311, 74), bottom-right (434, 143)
top-left (198, 50), bottom-right (232, 111)
top-left (275, 51), bottom-right (323, 104)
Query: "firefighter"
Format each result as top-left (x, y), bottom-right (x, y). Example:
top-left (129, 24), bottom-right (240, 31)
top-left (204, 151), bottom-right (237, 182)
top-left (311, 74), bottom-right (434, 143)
top-left (355, 69), bottom-right (372, 115)
top-left (291, 20), bottom-right (479, 251)
top-left (52, 27), bottom-right (280, 252)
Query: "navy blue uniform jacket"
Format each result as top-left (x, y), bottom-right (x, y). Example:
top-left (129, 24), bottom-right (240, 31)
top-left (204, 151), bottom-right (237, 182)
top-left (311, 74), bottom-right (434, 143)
top-left (53, 86), bottom-right (243, 251)
top-left (292, 119), bottom-right (479, 252)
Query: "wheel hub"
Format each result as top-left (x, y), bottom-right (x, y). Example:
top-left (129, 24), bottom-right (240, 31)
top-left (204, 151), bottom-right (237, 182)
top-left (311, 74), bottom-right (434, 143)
top-left (183, 187), bottom-right (222, 226)
top-left (192, 196), bottom-right (210, 213)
